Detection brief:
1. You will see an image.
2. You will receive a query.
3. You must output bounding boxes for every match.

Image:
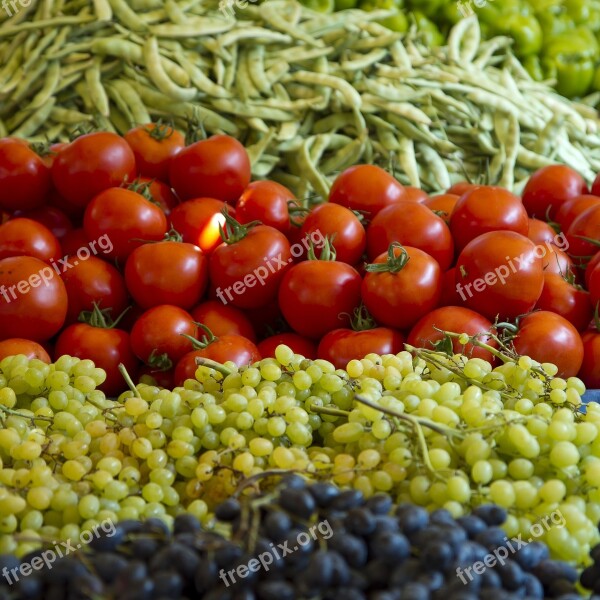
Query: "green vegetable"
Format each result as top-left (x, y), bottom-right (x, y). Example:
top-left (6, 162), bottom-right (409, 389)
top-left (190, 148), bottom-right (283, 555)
top-left (297, 0), bottom-right (334, 11)
top-left (495, 13), bottom-right (542, 56)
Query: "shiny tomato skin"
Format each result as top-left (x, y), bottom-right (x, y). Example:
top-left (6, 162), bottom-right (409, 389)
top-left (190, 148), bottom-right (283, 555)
top-left (450, 186), bottom-right (529, 253)
top-left (447, 182), bottom-right (481, 196)
top-left (0, 139), bottom-right (50, 211)
top-left (407, 306), bottom-right (497, 363)
top-left (362, 246), bottom-right (442, 331)
top-left (593, 173), bottom-right (600, 196)
top-left (402, 187), bottom-right (429, 203)
top-left (236, 181), bottom-right (295, 233)
top-left (169, 135), bottom-right (251, 204)
top-left (455, 231), bottom-right (544, 321)
top-left (278, 261), bottom-right (362, 339)
top-left (579, 331), bottom-right (600, 388)
top-left (190, 300), bottom-right (256, 342)
top-left (585, 252), bottom-right (600, 289)
top-left (318, 328), bottom-right (405, 370)
top-left (257, 333), bottom-right (317, 360)
top-left (566, 204), bottom-right (600, 258)
top-left (14, 206), bottom-right (73, 240)
top-left (555, 194), bottom-right (600, 232)
top-left (61, 255), bottom-right (129, 324)
top-left (522, 165), bottom-right (588, 219)
top-left (439, 267), bottom-right (466, 307)
top-left (512, 311), bottom-right (584, 378)
top-left (134, 177), bottom-right (179, 216)
top-left (55, 324), bottom-right (138, 397)
top-left (0, 256), bottom-right (68, 342)
top-left (124, 123), bottom-right (185, 182)
top-left (527, 218), bottom-right (557, 246)
top-left (83, 188), bottom-right (168, 262)
top-left (52, 132), bottom-right (136, 208)
top-left (125, 241), bottom-right (208, 310)
top-left (329, 165), bottom-right (405, 220)
top-left (424, 194), bottom-right (459, 225)
top-left (542, 244), bottom-right (574, 277)
top-left (0, 218), bottom-right (61, 263)
top-left (0, 338), bottom-right (51, 363)
top-left (61, 229), bottom-right (90, 257)
top-left (367, 201), bottom-right (454, 270)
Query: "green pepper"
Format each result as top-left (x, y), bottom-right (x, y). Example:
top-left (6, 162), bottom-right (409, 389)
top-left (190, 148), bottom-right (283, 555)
top-left (441, 3), bottom-right (464, 25)
top-left (410, 11), bottom-right (444, 46)
top-left (297, 0), bottom-right (334, 11)
top-left (564, 0), bottom-right (600, 31)
top-left (334, 0), bottom-right (359, 9)
top-left (494, 13), bottom-right (543, 56)
top-left (359, 0), bottom-right (407, 30)
top-left (405, 0), bottom-right (445, 18)
top-left (592, 64), bottom-right (600, 92)
top-left (378, 10), bottom-right (408, 32)
top-left (523, 55), bottom-right (545, 81)
top-left (536, 11), bottom-right (575, 38)
top-left (476, 0), bottom-right (520, 26)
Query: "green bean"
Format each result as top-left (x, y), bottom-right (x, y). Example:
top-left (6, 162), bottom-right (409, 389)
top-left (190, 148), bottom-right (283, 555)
top-left (50, 105), bottom-right (94, 124)
top-left (27, 61), bottom-right (61, 111)
top-left (286, 71), bottom-right (361, 109)
top-left (362, 96), bottom-right (431, 125)
top-left (151, 19), bottom-right (233, 38)
top-left (246, 46), bottom-right (271, 95)
top-left (341, 49), bottom-right (387, 72)
top-left (259, 1), bottom-right (321, 47)
top-left (10, 60), bottom-right (47, 106)
top-left (107, 0), bottom-right (148, 32)
top-left (12, 98), bottom-right (56, 137)
top-left (247, 129), bottom-right (276, 165)
top-left (265, 60), bottom-right (289, 86)
top-left (83, 58), bottom-right (109, 116)
top-left (93, 0), bottom-right (112, 20)
top-left (448, 15), bottom-right (480, 64)
top-left (297, 137), bottom-right (331, 199)
top-left (176, 56), bottom-right (231, 99)
top-left (111, 79), bottom-right (151, 125)
top-left (0, 46), bottom-right (23, 88)
top-left (165, 0), bottom-right (187, 24)
top-left (397, 137), bottom-right (419, 187)
top-left (321, 136), bottom-right (365, 175)
top-left (0, 15), bottom-right (94, 38)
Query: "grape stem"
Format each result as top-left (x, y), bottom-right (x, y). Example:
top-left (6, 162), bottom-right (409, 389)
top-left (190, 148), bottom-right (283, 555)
top-left (0, 406), bottom-right (53, 422)
top-left (309, 405), bottom-right (350, 418)
top-left (118, 363), bottom-right (142, 399)
top-left (195, 357), bottom-right (233, 377)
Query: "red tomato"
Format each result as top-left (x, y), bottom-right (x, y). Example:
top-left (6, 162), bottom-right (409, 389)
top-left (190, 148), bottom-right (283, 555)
top-left (257, 333), bottom-right (317, 359)
top-left (138, 365), bottom-right (175, 389)
top-left (447, 182), bottom-right (480, 196)
top-left (585, 252), bottom-right (600, 289)
top-left (0, 256), bottom-right (67, 342)
top-left (124, 240), bottom-right (208, 310)
top-left (61, 255), bottom-right (129, 324)
top-left (236, 181), bottom-right (295, 233)
top-left (61, 229), bottom-right (90, 257)
top-left (0, 338), bottom-right (51, 363)
top-left (579, 331), bottom-right (600, 388)
top-left (555, 194), bottom-right (600, 232)
top-left (455, 231), bottom-right (544, 321)
top-left (83, 188), bottom-right (167, 261)
top-left (174, 335), bottom-right (261, 386)
top-left (522, 165), bottom-right (588, 219)
top-left (450, 187), bottom-right (529, 253)
top-left (512, 311), bottom-right (584, 378)
top-left (14, 206), bottom-right (73, 240)
top-left (0, 139), bottom-right (50, 211)
top-left (535, 272), bottom-right (592, 332)
top-left (424, 193), bottom-right (459, 225)
top-left (133, 178), bottom-right (179, 216)
top-left (402, 187), bottom-right (429, 203)
top-left (586, 262), bottom-right (600, 309)
top-left (362, 244), bottom-right (442, 330)
top-left (124, 123), bottom-right (185, 181)
top-left (130, 305), bottom-right (197, 365)
top-left (47, 189), bottom-right (85, 221)
top-left (299, 203), bottom-right (366, 265)
top-left (169, 198), bottom-right (229, 254)
top-left (407, 306), bottom-right (497, 363)
top-left (169, 135), bottom-right (250, 204)
top-left (243, 299), bottom-right (283, 340)
top-left (542, 244), bottom-right (574, 277)
top-left (439, 267), bottom-right (466, 307)
top-left (318, 328), bottom-right (405, 370)
top-left (55, 324), bottom-right (138, 397)
top-left (209, 222), bottom-right (291, 310)
top-left (190, 300), bottom-right (256, 342)
top-left (0, 218), bottom-right (61, 263)
top-left (366, 201), bottom-right (454, 270)
top-left (593, 172), bottom-right (600, 196)
top-left (566, 204), bottom-right (600, 259)
top-left (278, 258), bottom-right (362, 339)
top-left (52, 132), bottom-right (136, 208)
top-left (527, 218), bottom-right (557, 246)
top-left (329, 165), bottom-right (405, 220)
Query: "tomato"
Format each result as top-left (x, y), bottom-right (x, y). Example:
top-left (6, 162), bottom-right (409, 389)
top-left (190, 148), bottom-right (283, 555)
top-left (555, 194), bottom-right (600, 232)
top-left (61, 229), bottom-right (90, 257)
top-left (61, 255), bottom-right (129, 324)
top-left (424, 193), bottom-right (459, 225)
top-left (124, 123), bottom-right (185, 181)
top-left (407, 306), bottom-right (497, 363)
top-left (450, 186), bottom-right (529, 253)
top-left (36, 142), bottom-right (69, 169)
top-left (169, 135), bottom-right (251, 204)
top-left (366, 201), bottom-right (454, 270)
top-left (130, 305), bottom-right (197, 366)
top-left (542, 244), bottom-right (574, 277)
top-left (138, 365), bottom-right (175, 389)
top-left (318, 328), bottom-right (405, 370)
top-left (278, 251), bottom-right (362, 339)
top-left (52, 132), bottom-right (136, 208)
top-left (585, 252), bottom-right (600, 289)
top-left (299, 203), bottom-right (366, 265)
top-left (362, 244), bottom-right (441, 330)
top-left (566, 203), bottom-right (600, 258)
top-left (522, 165), bottom-right (588, 219)
top-left (329, 164), bottom-right (406, 220)
top-left (83, 188), bottom-right (168, 261)
top-left (0, 338), bottom-right (50, 363)
top-left (593, 172), bottom-right (600, 196)
top-left (236, 181), bottom-right (295, 233)
top-left (169, 198), bottom-right (229, 254)
top-left (511, 311), bottom-right (584, 378)
top-left (55, 324), bottom-right (138, 397)
top-left (190, 300), bottom-right (256, 341)
top-left (132, 178), bottom-right (179, 216)
top-left (174, 334), bottom-right (261, 386)
top-left (402, 187), bottom-right (429, 203)
top-left (0, 256), bottom-right (67, 342)
top-left (243, 299), bottom-right (284, 340)
top-left (210, 217), bottom-right (291, 310)
top-left (579, 331), bottom-right (600, 388)
top-left (14, 206), bottom-right (73, 240)
top-left (439, 267), bottom-right (466, 307)
top-left (124, 240), bottom-right (208, 310)
top-left (455, 231), bottom-right (544, 321)
top-left (527, 218), bottom-right (557, 246)
top-left (47, 189), bottom-right (85, 221)
top-left (0, 218), bottom-right (61, 263)
top-left (257, 333), bottom-right (317, 359)
top-left (447, 182), bottom-right (480, 196)
top-left (535, 272), bottom-right (592, 331)
top-left (0, 138), bottom-right (50, 211)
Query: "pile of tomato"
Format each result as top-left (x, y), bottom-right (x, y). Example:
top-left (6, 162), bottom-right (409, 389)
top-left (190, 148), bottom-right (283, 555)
top-left (1, 126), bottom-right (600, 395)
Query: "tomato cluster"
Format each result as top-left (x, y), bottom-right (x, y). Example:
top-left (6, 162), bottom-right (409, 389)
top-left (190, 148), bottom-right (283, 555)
top-left (1, 129), bottom-right (600, 393)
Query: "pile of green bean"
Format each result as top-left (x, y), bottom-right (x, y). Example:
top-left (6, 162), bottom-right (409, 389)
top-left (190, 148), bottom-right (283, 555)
top-left (1, 0), bottom-right (599, 196)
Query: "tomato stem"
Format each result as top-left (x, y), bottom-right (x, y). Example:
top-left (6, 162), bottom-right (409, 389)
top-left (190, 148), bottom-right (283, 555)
top-left (78, 303), bottom-right (130, 329)
top-left (307, 235), bottom-right (336, 261)
top-left (349, 304), bottom-right (376, 331)
top-left (219, 209), bottom-right (261, 244)
top-left (145, 119), bottom-right (177, 141)
top-left (364, 242), bottom-right (409, 273)
top-left (147, 349), bottom-right (173, 371)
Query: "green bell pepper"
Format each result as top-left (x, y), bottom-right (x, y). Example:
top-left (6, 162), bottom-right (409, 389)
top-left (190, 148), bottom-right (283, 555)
top-left (359, 0), bottom-right (407, 30)
top-left (593, 64), bottom-right (600, 92)
top-left (297, 0), bottom-right (334, 11)
top-left (335, 0), bottom-right (360, 8)
top-left (494, 13), bottom-right (543, 57)
top-left (411, 11), bottom-right (444, 46)
top-left (564, 0), bottom-right (600, 32)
